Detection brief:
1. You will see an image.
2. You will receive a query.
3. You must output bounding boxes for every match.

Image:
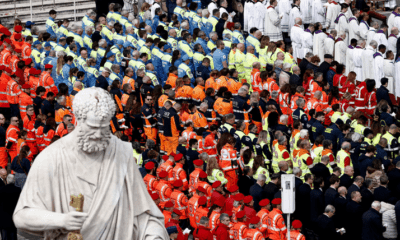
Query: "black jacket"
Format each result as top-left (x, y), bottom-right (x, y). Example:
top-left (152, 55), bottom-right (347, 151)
top-left (215, 19), bottom-right (226, 40)
top-left (339, 174), bottom-right (353, 189)
top-left (238, 175), bottom-right (255, 196)
top-left (346, 200), bottom-right (363, 240)
top-left (376, 85), bottom-right (393, 108)
top-left (361, 188), bottom-right (374, 213)
top-left (311, 163), bottom-right (331, 187)
top-left (263, 182), bottom-right (279, 202)
top-left (374, 186), bottom-right (397, 204)
top-left (0, 184), bottom-right (21, 229)
top-left (324, 187), bottom-right (338, 207)
top-left (310, 188), bottom-right (325, 226)
top-left (388, 168), bottom-right (400, 198)
top-left (297, 183), bottom-right (312, 227)
top-left (333, 196), bottom-right (348, 228)
top-left (250, 183), bottom-right (268, 212)
top-left (299, 58), bottom-right (309, 79)
top-left (362, 208), bottom-right (386, 240)
top-left (318, 61), bottom-right (331, 81)
top-left (289, 73), bottom-right (302, 86)
top-left (95, 75), bottom-right (109, 90)
top-left (347, 184), bottom-right (361, 199)
top-left (317, 214), bottom-right (341, 240)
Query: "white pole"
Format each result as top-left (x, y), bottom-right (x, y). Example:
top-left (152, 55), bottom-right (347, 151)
top-left (74, 0), bottom-right (76, 22)
top-left (30, 0), bottom-right (32, 21)
top-left (287, 214), bottom-right (291, 240)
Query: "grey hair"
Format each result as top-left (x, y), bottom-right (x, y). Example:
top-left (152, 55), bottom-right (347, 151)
top-left (224, 33), bottom-right (232, 40)
top-left (278, 136), bottom-right (286, 145)
top-left (271, 90), bottom-right (279, 99)
top-left (296, 98), bottom-right (305, 107)
top-left (341, 141), bottom-right (351, 150)
top-left (274, 60), bottom-right (283, 68)
top-left (238, 87), bottom-right (247, 95)
top-left (111, 64), bottom-right (120, 72)
top-left (321, 155), bottom-right (330, 163)
top-left (305, 52), bottom-right (314, 58)
top-left (57, 95), bottom-right (66, 104)
top-left (198, 31), bottom-right (206, 37)
top-left (220, 213), bottom-right (229, 221)
top-left (283, 63), bottom-right (292, 70)
top-left (300, 129), bottom-right (308, 138)
top-left (372, 201), bottom-right (381, 209)
top-left (89, 11), bottom-right (97, 17)
top-left (200, 102), bottom-right (208, 109)
top-left (85, 25), bottom-right (94, 34)
top-left (133, 19), bottom-right (139, 25)
top-left (202, 9), bottom-right (209, 17)
top-left (181, 21), bottom-right (188, 28)
top-left (146, 139), bottom-right (156, 148)
top-left (210, 31), bottom-right (217, 38)
top-left (338, 30), bottom-right (346, 37)
top-left (351, 132), bottom-right (361, 142)
top-left (199, 152), bottom-right (209, 160)
top-left (200, 216), bottom-right (209, 225)
top-left (295, 17), bottom-right (302, 24)
top-left (370, 40), bottom-right (378, 48)
top-left (357, 39), bottom-right (366, 45)
top-left (99, 39), bottom-right (107, 47)
top-left (6, 174), bottom-right (15, 184)
top-left (330, 29), bottom-right (337, 36)
top-left (293, 167), bottom-right (301, 175)
top-left (280, 114), bottom-right (288, 122)
top-left (257, 173), bottom-right (266, 181)
top-left (371, 21), bottom-right (379, 28)
top-left (234, 22), bottom-right (241, 29)
top-left (121, 10), bottom-right (128, 16)
top-left (325, 205), bottom-right (335, 213)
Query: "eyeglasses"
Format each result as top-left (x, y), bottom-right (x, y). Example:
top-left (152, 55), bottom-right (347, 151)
top-left (146, 98), bottom-right (153, 101)
top-left (67, 119), bottom-right (72, 122)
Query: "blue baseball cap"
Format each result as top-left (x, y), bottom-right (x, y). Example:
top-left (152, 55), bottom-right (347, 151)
top-left (106, 51), bottom-right (115, 58)
top-left (25, 21), bottom-right (35, 27)
top-left (167, 226), bottom-right (178, 235)
top-left (116, 39), bottom-right (124, 46)
top-left (33, 40), bottom-right (41, 46)
top-left (44, 41), bottom-right (51, 47)
top-left (182, 54), bottom-right (192, 61)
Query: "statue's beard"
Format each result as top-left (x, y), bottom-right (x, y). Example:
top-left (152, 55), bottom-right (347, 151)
top-left (77, 127), bottom-right (112, 153)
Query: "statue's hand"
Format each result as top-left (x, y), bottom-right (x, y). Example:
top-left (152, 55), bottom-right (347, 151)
top-left (62, 212), bottom-right (88, 231)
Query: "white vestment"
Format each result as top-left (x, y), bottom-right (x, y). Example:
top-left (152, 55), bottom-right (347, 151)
top-left (288, 6), bottom-right (302, 37)
top-left (353, 47), bottom-right (364, 81)
top-left (313, 31), bottom-right (328, 61)
top-left (247, 2), bottom-right (257, 30)
top-left (324, 2), bottom-right (341, 30)
top-left (291, 25), bottom-right (304, 59)
top-left (394, 16), bottom-right (400, 32)
top-left (244, 1), bottom-right (250, 31)
top-left (361, 45), bottom-right (376, 81)
top-left (348, 17), bottom-right (361, 42)
top-left (300, 0), bottom-right (313, 24)
top-left (264, 6), bottom-right (283, 41)
top-left (253, 3), bottom-right (265, 33)
top-left (388, 35), bottom-right (398, 56)
top-left (395, 58), bottom-right (400, 97)
top-left (335, 13), bottom-right (349, 45)
top-left (278, 0), bottom-right (291, 32)
top-left (345, 45), bottom-right (355, 75)
top-left (302, 30), bottom-right (314, 58)
top-left (324, 36), bottom-right (335, 56)
top-left (386, 0), bottom-right (396, 9)
top-left (344, 8), bottom-right (353, 19)
top-left (220, 7), bottom-right (233, 22)
top-left (366, 27), bottom-right (376, 46)
top-left (388, 12), bottom-right (396, 35)
top-left (373, 53), bottom-right (384, 89)
top-left (208, 2), bottom-right (218, 18)
top-left (372, 31), bottom-right (389, 49)
top-left (14, 135), bottom-right (168, 240)
top-left (312, 0), bottom-right (326, 27)
top-left (150, 3), bottom-right (161, 19)
top-left (359, 20), bottom-right (369, 39)
top-left (334, 39), bottom-right (347, 64)
top-left (383, 59), bottom-right (395, 94)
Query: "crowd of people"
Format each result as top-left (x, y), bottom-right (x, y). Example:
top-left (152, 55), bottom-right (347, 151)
top-left (0, 0), bottom-right (400, 239)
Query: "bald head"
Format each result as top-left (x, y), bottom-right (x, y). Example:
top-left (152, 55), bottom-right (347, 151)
top-left (0, 168), bottom-right (7, 180)
top-left (338, 186), bottom-right (347, 196)
top-left (391, 27), bottom-right (399, 35)
top-left (177, 0), bottom-right (182, 5)
top-left (237, 43), bottom-right (245, 52)
top-left (247, 45), bottom-right (254, 53)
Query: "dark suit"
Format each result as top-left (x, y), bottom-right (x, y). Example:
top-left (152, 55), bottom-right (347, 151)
top-left (297, 183), bottom-right (312, 228)
top-left (339, 174), bottom-right (353, 189)
top-left (347, 184), bottom-right (361, 199)
top-left (361, 188), bottom-right (374, 213)
top-left (265, 99), bottom-right (282, 115)
top-left (238, 175), bottom-right (255, 196)
top-left (295, 177), bottom-right (303, 190)
top-left (362, 208), bottom-right (386, 240)
top-left (376, 85), bottom-right (393, 109)
top-left (249, 183), bottom-right (268, 212)
top-left (0, 178), bottom-right (5, 188)
top-left (0, 183), bottom-right (21, 240)
top-left (395, 200), bottom-right (400, 237)
top-left (299, 58), bottom-right (310, 79)
top-left (324, 187), bottom-right (338, 207)
top-left (310, 188), bottom-right (325, 228)
top-left (311, 162), bottom-right (331, 188)
top-left (289, 73), bottom-right (302, 86)
top-left (263, 182), bottom-right (279, 202)
top-left (388, 168), bottom-right (400, 198)
top-left (346, 200), bottom-right (363, 240)
top-left (333, 196), bottom-right (348, 228)
top-left (317, 214), bottom-right (341, 240)
top-left (318, 61), bottom-right (331, 81)
top-left (374, 186), bottom-right (397, 204)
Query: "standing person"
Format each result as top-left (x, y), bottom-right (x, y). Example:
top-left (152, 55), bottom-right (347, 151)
top-left (289, 220), bottom-right (306, 240)
top-left (250, 174), bottom-right (268, 212)
top-left (362, 201), bottom-right (387, 240)
top-left (0, 114), bottom-right (6, 169)
top-left (317, 205), bottom-right (343, 240)
top-left (345, 191), bottom-right (363, 240)
top-left (291, 18), bottom-right (304, 63)
top-left (6, 116), bottom-right (20, 161)
top-left (212, 213), bottom-right (230, 240)
top-left (264, 0), bottom-right (283, 42)
top-left (11, 145), bottom-right (31, 189)
top-left (288, 0), bottom-right (302, 37)
top-left (267, 198), bottom-right (287, 240)
top-left (0, 175), bottom-right (21, 240)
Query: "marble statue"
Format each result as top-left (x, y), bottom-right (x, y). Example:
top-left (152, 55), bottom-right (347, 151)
top-left (13, 88), bottom-right (168, 240)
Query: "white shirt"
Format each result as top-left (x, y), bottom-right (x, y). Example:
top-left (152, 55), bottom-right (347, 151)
top-left (150, 2), bottom-right (161, 19)
top-left (208, 2), bottom-right (218, 18)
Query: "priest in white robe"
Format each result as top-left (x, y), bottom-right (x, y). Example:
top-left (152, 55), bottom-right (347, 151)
top-left (388, 27), bottom-right (398, 56)
top-left (366, 21), bottom-right (379, 46)
top-left (288, 0), bottom-right (302, 37)
top-left (348, 10), bottom-right (361, 42)
top-left (385, 0), bottom-right (397, 12)
top-left (313, 23), bottom-right (328, 61)
top-left (359, 14), bottom-right (370, 39)
top-left (244, 0), bottom-right (251, 31)
top-left (361, 40), bottom-right (377, 81)
top-left (373, 45), bottom-right (386, 89)
top-left (324, 0), bottom-right (341, 30)
top-left (353, 39), bottom-right (366, 81)
top-left (302, 24), bottom-right (314, 58)
top-left (372, 25), bottom-right (389, 50)
top-left (335, 4), bottom-right (349, 45)
top-left (264, 0), bottom-right (283, 41)
top-left (254, 0), bottom-right (266, 33)
top-left (384, 51), bottom-right (395, 94)
top-left (324, 29), bottom-right (336, 56)
top-left (394, 14), bottom-right (400, 31)
top-left (344, 0), bottom-right (353, 18)
top-left (220, 0), bottom-right (234, 22)
top-left (300, 0), bottom-right (312, 25)
top-left (291, 17), bottom-right (304, 61)
top-left (312, 0), bottom-right (326, 27)
top-left (395, 51), bottom-right (400, 98)
top-left (247, 0), bottom-right (257, 31)
top-left (345, 39), bottom-right (357, 75)
top-left (13, 88), bottom-right (169, 240)
top-left (278, 0), bottom-right (292, 34)
top-left (334, 31), bottom-right (347, 64)
top-left (387, 8), bottom-right (399, 35)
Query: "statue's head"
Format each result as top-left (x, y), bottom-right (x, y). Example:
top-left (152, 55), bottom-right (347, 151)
top-left (73, 88), bottom-right (116, 153)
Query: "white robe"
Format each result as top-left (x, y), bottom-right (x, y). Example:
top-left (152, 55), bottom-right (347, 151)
top-left (220, 7), bottom-right (233, 22)
top-left (388, 35), bottom-right (398, 56)
top-left (366, 27), bottom-right (377, 46)
top-left (13, 135), bottom-right (168, 240)
top-left (372, 31), bottom-right (388, 49)
top-left (361, 45), bottom-right (376, 81)
top-left (302, 30), bottom-right (314, 58)
top-left (264, 6), bottom-right (283, 41)
top-left (150, 3), bottom-right (161, 19)
top-left (383, 59), bottom-right (395, 94)
top-left (388, 12), bottom-right (396, 35)
top-left (208, 2), bottom-right (218, 18)
top-left (373, 53), bottom-right (384, 89)
top-left (348, 17), bottom-right (361, 42)
top-left (395, 58), bottom-right (400, 97)
top-left (300, 0), bottom-right (313, 24)
top-left (353, 47), bottom-right (364, 81)
top-left (291, 25), bottom-right (304, 59)
top-left (247, 2), bottom-right (257, 30)
top-left (359, 20), bottom-right (369, 40)
top-left (244, 1), bottom-right (250, 31)
top-left (324, 36), bottom-right (335, 56)
top-left (288, 6), bottom-right (302, 37)
top-left (312, 0), bottom-right (326, 27)
top-left (345, 45), bottom-right (355, 75)
top-left (394, 16), bottom-right (400, 32)
top-left (278, 0), bottom-right (291, 32)
top-left (385, 0), bottom-right (396, 9)
top-left (335, 13), bottom-right (349, 45)
top-left (324, 2), bottom-right (341, 30)
top-left (253, 3), bottom-right (266, 33)
top-left (313, 31), bottom-right (328, 61)
top-left (334, 39), bottom-right (347, 64)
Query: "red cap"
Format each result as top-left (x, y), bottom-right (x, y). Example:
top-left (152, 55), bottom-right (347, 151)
top-left (14, 33), bottom-right (21, 40)
top-left (170, 152), bottom-right (176, 157)
top-left (0, 28), bottom-right (7, 34)
top-left (14, 48), bottom-right (21, 53)
top-left (215, 196), bottom-right (226, 207)
top-left (173, 209), bottom-right (182, 216)
top-left (249, 216), bottom-right (260, 224)
top-left (212, 181), bottom-right (221, 188)
top-left (174, 153), bottom-right (183, 161)
top-left (173, 179), bottom-right (183, 187)
top-left (165, 201), bottom-right (174, 208)
top-left (236, 211), bottom-right (245, 219)
top-left (228, 185), bottom-right (239, 193)
top-left (144, 161), bottom-right (155, 170)
top-left (24, 58), bottom-right (32, 65)
top-left (292, 220), bottom-right (302, 229)
top-left (0, 65), bottom-right (5, 71)
top-left (5, 67), bottom-right (12, 73)
top-left (199, 171), bottom-right (207, 178)
top-left (198, 196), bottom-right (207, 206)
top-left (271, 198), bottom-right (282, 205)
top-left (162, 155), bottom-right (169, 161)
top-left (259, 199), bottom-right (270, 207)
top-left (197, 186), bottom-right (207, 194)
top-left (193, 159), bottom-right (204, 166)
top-left (22, 84), bottom-right (31, 89)
top-left (159, 170), bottom-right (168, 178)
top-left (151, 193), bottom-right (159, 200)
top-left (226, 22), bottom-right (234, 30)
top-left (233, 193), bottom-right (244, 201)
top-left (44, 64), bottom-right (53, 69)
top-left (4, 38), bottom-right (11, 44)
top-left (14, 25), bottom-right (22, 32)
top-left (224, 211), bottom-right (233, 216)
top-left (4, 30), bottom-right (11, 36)
top-left (34, 69), bottom-right (41, 75)
top-left (243, 196), bottom-right (253, 204)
